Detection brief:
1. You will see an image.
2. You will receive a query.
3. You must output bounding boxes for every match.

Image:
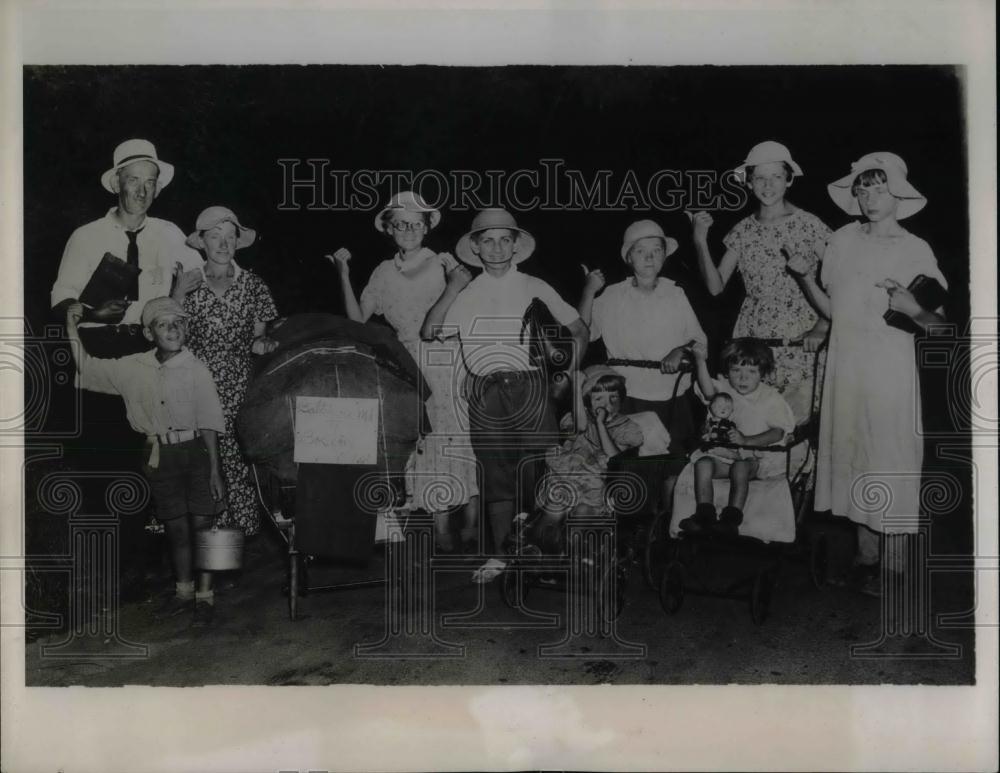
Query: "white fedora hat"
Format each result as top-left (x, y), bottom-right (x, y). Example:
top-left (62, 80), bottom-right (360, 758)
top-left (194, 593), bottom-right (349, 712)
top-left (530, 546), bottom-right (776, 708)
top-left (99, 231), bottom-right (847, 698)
top-left (100, 138), bottom-right (175, 194)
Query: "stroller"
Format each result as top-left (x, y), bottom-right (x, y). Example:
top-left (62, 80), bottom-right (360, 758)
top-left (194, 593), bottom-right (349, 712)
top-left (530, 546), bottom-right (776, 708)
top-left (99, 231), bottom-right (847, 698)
top-left (497, 361), bottom-right (680, 623)
top-left (660, 339), bottom-right (828, 624)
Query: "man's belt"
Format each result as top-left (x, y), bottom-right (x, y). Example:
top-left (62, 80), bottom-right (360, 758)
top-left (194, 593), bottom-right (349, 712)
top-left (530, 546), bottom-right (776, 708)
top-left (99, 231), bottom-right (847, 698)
top-left (156, 429), bottom-right (201, 446)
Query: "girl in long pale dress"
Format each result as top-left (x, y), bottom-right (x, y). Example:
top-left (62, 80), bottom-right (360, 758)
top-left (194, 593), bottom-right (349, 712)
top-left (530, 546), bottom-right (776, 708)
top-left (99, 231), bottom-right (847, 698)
top-left (331, 192), bottom-right (479, 553)
top-left (690, 140), bottom-right (832, 422)
top-left (788, 152), bottom-right (947, 596)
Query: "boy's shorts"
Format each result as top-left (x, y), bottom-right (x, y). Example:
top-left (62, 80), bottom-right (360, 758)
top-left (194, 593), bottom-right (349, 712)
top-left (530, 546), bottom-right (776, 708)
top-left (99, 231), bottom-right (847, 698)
top-left (144, 437), bottom-right (225, 521)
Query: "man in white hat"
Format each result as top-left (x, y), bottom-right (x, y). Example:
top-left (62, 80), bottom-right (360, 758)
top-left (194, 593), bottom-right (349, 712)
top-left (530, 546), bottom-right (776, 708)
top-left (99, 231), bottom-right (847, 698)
top-left (422, 208), bottom-right (589, 582)
top-left (51, 138), bottom-right (202, 358)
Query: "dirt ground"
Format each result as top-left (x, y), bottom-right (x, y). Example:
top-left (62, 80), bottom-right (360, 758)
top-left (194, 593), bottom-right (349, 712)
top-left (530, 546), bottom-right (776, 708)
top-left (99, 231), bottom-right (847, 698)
top-left (25, 518), bottom-right (976, 688)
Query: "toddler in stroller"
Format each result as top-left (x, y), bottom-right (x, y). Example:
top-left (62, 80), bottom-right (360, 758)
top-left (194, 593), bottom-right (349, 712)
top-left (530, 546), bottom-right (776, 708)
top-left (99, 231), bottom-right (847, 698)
top-left (522, 364), bottom-right (646, 555)
top-left (678, 338), bottom-right (796, 538)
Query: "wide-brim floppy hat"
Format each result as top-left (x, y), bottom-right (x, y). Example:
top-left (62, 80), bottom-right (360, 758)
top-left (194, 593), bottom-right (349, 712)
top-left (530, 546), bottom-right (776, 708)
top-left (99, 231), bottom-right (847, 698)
top-left (374, 190), bottom-right (442, 232)
top-left (733, 140), bottom-right (804, 183)
top-left (186, 206), bottom-right (257, 250)
top-left (141, 296), bottom-right (189, 328)
top-left (581, 364), bottom-right (624, 397)
top-left (827, 151), bottom-right (926, 220)
top-left (456, 208), bottom-right (536, 267)
top-left (100, 138), bottom-right (175, 195)
top-left (620, 219), bottom-right (679, 261)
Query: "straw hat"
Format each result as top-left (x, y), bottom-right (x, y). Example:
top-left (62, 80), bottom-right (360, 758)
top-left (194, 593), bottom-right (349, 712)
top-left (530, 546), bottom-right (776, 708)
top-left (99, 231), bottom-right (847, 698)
top-left (620, 220), bottom-right (679, 261)
top-left (185, 206), bottom-right (257, 250)
top-left (733, 140), bottom-right (803, 183)
top-left (827, 151), bottom-right (926, 220)
top-left (374, 190), bottom-right (441, 232)
top-left (141, 297), bottom-right (189, 328)
top-left (456, 208), bottom-right (536, 267)
top-left (100, 139), bottom-right (175, 194)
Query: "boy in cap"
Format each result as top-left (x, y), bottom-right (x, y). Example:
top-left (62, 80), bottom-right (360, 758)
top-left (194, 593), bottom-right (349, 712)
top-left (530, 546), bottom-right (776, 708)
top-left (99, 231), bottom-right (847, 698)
top-left (422, 208), bottom-right (589, 582)
top-left (65, 296), bottom-right (227, 627)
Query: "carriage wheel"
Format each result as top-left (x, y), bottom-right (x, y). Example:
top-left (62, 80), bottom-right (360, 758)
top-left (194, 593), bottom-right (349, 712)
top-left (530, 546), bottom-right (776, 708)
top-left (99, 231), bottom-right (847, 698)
top-left (658, 561), bottom-right (685, 615)
top-left (809, 533), bottom-right (829, 590)
top-left (288, 551), bottom-right (299, 621)
top-left (751, 570), bottom-right (774, 625)
top-left (643, 510), bottom-right (671, 590)
top-left (500, 565), bottom-right (528, 607)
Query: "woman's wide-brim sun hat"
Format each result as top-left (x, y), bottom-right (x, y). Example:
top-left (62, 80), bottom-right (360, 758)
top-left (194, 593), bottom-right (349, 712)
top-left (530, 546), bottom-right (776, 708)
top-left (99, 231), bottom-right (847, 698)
top-left (827, 151), bottom-right (927, 220)
top-left (620, 220), bottom-right (679, 261)
top-left (100, 138), bottom-right (175, 195)
top-left (374, 190), bottom-right (441, 232)
top-left (185, 206), bottom-right (257, 250)
top-left (733, 140), bottom-right (804, 183)
top-left (456, 208), bottom-right (536, 267)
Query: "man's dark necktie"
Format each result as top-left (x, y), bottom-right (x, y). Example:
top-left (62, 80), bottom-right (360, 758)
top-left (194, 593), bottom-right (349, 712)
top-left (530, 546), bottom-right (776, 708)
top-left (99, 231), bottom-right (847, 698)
top-left (125, 227), bottom-right (143, 301)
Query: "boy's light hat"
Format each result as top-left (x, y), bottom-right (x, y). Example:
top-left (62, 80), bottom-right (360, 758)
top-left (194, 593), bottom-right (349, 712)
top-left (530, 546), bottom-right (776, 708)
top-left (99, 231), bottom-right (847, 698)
top-left (186, 206), bottom-right (257, 250)
top-left (827, 151), bottom-right (926, 220)
top-left (141, 296), bottom-right (189, 328)
top-left (582, 364), bottom-right (623, 396)
top-left (733, 140), bottom-right (804, 182)
top-left (100, 138), bottom-right (175, 194)
top-left (374, 190), bottom-right (441, 232)
top-left (620, 220), bottom-right (679, 261)
top-left (456, 208), bottom-right (536, 267)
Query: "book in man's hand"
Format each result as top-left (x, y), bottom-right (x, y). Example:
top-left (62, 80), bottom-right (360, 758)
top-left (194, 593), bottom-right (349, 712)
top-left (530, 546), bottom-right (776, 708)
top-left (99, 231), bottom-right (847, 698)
top-left (79, 252), bottom-right (139, 308)
top-left (883, 274), bottom-right (947, 334)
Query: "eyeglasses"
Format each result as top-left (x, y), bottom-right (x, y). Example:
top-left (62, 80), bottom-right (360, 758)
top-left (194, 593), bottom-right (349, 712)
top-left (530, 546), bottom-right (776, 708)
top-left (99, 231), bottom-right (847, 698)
top-left (390, 221), bottom-right (426, 233)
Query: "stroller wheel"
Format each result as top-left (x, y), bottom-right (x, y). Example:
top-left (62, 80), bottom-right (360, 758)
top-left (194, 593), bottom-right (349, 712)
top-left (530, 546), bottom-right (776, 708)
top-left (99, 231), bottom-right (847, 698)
top-left (658, 561), bottom-right (685, 615)
top-left (809, 533), bottom-right (829, 590)
top-left (643, 510), bottom-right (671, 590)
top-left (751, 570), bottom-right (774, 625)
top-left (500, 564), bottom-right (529, 607)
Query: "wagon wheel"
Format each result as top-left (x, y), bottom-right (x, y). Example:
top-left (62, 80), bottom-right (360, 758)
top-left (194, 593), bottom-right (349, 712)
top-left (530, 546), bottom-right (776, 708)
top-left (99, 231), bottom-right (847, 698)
top-left (643, 509), bottom-right (671, 590)
top-left (809, 533), bottom-right (829, 590)
top-left (751, 570), bottom-right (774, 625)
top-left (500, 564), bottom-right (528, 608)
top-left (658, 560), bottom-right (685, 615)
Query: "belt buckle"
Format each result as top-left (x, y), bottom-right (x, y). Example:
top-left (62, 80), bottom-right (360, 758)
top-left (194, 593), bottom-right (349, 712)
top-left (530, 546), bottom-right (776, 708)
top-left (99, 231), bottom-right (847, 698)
top-left (165, 430), bottom-right (179, 445)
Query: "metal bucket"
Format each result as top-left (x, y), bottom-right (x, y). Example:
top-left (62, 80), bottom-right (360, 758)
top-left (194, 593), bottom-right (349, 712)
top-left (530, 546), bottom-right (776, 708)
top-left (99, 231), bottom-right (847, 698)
top-left (194, 527), bottom-right (245, 571)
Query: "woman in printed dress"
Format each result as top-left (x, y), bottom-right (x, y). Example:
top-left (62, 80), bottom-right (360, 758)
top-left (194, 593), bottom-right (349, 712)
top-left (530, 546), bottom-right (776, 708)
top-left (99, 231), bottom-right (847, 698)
top-left (171, 206), bottom-right (279, 537)
top-left (690, 140), bottom-right (833, 422)
top-left (331, 191), bottom-right (480, 553)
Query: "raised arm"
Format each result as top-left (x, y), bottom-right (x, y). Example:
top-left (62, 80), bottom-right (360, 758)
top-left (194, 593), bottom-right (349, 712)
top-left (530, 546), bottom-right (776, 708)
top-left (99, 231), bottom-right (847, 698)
top-left (691, 211), bottom-right (739, 296)
top-left (327, 248), bottom-right (375, 323)
top-left (576, 266), bottom-right (606, 328)
top-left (689, 339), bottom-right (716, 401)
top-left (421, 263), bottom-right (472, 340)
top-left (64, 302), bottom-right (92, 375)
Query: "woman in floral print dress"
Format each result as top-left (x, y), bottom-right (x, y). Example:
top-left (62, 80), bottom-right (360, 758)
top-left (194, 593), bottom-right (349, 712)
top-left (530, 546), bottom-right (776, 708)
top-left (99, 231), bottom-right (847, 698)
top-left (172, 206), bottom-right (279, 536)
top-left (690, 140), bottom-right (833, 422)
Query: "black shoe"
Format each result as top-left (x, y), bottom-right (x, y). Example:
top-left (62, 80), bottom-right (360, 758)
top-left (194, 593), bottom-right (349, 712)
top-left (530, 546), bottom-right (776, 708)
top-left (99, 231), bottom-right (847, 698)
top-left (714, 506), bottom-right (744, 537)
top-left (191, 601), bottom-right (215, 629)
top-left (679, 505), bottom-right (717, 535)
top-left (154, 594), bottom-right (194, 619)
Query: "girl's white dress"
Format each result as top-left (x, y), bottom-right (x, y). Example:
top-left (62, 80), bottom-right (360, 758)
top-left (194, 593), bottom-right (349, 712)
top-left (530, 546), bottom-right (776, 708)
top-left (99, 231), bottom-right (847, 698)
top-left (361, 248), bottom-right (479, 511)
top-left (815, 222), bottom-right (947, 532)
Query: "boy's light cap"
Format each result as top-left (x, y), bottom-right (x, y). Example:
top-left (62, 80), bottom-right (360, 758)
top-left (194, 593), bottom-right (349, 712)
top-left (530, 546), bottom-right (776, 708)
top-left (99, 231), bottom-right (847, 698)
top-left (141, 297), bottom-right (189, 327)
top-left (374, 190), bottom-right (441, 233)
top-left (827, 151), bottom-right (926, 220)
top-left (456, 208), bottom-right (536, 267)
top-left (621, 219), bottom-right (679, 261)
top-left (733, 140), bottom-right (804, 182)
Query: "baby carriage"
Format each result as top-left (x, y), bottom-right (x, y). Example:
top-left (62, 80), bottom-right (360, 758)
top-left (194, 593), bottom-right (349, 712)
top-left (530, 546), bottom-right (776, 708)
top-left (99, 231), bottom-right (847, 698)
top-left (497, 363), bottom-right (678, 623)
top-left (660, 339), bottom-right (828, 624)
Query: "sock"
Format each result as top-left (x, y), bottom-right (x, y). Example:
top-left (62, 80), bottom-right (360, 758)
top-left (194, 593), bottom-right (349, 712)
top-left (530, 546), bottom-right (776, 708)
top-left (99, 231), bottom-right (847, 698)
top-left (195, 589), bottom-right (215, 606)
top-left (175, 580), bottom-right (195, 600)
top-left (695, 502), bottom-right (717, 519)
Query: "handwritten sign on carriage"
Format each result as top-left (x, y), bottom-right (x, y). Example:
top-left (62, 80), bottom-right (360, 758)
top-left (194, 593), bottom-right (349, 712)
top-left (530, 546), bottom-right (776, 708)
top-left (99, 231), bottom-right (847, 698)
top-left (293, 396), bottom-right (379, 465)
